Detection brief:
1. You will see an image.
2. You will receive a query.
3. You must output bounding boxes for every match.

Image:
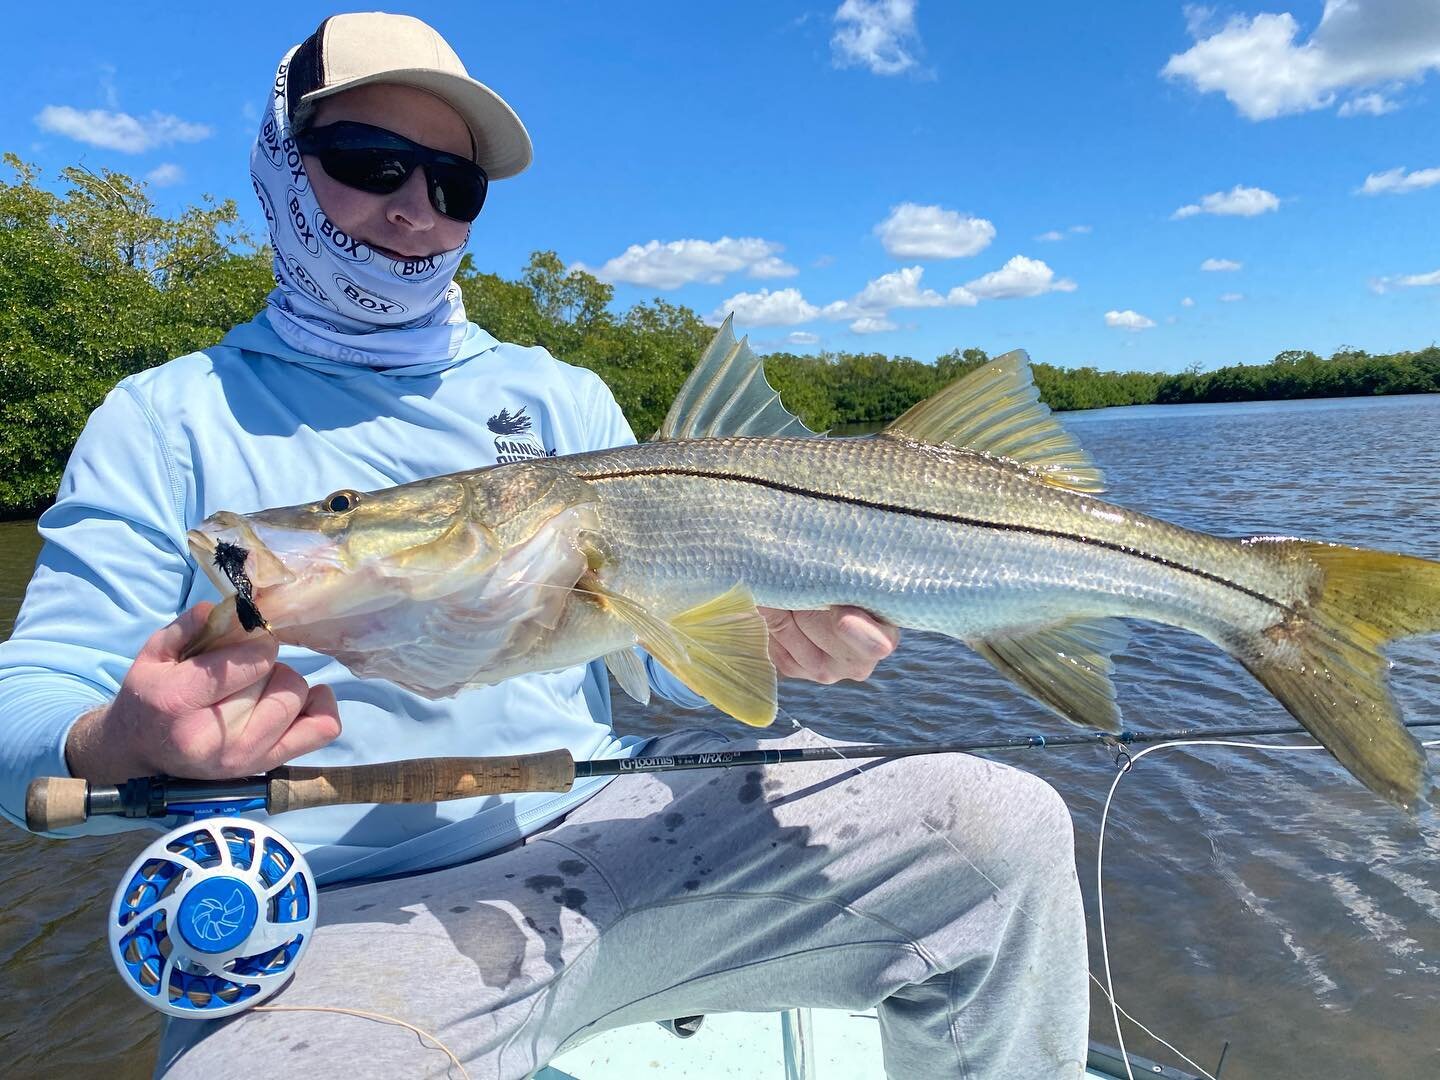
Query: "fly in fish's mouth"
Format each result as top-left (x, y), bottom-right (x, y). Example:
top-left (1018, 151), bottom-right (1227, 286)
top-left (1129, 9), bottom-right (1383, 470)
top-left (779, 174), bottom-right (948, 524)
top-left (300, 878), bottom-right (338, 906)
top-left (187, 528), bottom-right (268, 633)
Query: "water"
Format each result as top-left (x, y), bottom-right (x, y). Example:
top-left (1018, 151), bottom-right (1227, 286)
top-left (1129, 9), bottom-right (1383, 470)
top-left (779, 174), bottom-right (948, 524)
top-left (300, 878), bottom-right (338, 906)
top-left (3, 394), bottom-right (1439, 1078)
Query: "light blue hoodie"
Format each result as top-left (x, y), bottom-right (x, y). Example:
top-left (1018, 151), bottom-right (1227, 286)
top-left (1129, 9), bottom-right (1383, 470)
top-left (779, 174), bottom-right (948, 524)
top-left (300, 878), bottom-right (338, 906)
top-left (0, 313), bottom-right (705, 882)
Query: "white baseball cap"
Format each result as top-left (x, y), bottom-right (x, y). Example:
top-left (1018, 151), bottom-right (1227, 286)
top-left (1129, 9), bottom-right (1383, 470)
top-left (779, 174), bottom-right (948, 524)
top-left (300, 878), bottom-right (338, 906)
top-left (286, 12), bottom-right (533, 179)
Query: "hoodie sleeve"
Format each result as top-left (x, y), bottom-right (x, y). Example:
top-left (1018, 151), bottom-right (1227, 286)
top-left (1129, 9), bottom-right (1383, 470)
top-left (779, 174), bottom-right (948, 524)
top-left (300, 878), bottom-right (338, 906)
top-left (0, 381), bottom-right (192, 837)
top-left (574, 370), bottom-right (708, 711)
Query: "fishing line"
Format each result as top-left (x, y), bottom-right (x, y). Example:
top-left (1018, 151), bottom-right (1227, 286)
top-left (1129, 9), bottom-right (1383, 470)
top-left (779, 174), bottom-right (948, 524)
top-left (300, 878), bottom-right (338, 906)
top-left (1094, 734), bottom-right (1440, 1080)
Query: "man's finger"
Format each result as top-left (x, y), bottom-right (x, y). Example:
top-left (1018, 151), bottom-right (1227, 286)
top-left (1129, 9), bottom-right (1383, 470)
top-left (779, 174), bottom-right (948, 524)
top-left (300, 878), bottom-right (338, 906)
top-left (791, 608), bottom-right (880, 668)
top-left (257, 685), bottom-right (342, 771)
top-left (139, 603), bottom-right (215, 662)
top-left (830, 607), bottom-right (900, 658)
top-left (222, 663), bottom-right (311, 761)
top-left (174, 633), bottom-right (281, 710)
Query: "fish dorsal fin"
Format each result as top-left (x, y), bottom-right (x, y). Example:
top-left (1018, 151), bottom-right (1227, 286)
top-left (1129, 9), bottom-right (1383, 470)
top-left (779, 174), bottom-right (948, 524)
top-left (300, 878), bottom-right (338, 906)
top-left (654, 315), bottom-right (821, 441)
top-left (971, 617), bottom-right (1129, 732)
top-left (882, 350), bottom-right (1105, 494)
top-left (604, 647), bottom-right (652, 705)
top-left (581, 576), bottom-right (776, 725)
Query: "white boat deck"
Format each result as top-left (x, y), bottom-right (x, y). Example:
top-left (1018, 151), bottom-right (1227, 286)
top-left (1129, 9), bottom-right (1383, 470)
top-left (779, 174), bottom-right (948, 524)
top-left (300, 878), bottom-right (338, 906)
top-left (539, 1007), bottom-right (1119, 1078)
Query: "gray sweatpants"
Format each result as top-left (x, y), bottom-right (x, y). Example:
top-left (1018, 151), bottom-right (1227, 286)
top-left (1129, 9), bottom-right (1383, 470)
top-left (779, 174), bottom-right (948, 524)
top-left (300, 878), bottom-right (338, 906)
top-left (155, 727), bottom-right (1089, 1079)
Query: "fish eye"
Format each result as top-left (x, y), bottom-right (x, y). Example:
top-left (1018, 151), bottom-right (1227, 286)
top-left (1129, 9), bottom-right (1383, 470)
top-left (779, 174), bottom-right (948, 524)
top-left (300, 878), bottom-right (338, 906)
top-left (323, 489), bottom-right (361, 513)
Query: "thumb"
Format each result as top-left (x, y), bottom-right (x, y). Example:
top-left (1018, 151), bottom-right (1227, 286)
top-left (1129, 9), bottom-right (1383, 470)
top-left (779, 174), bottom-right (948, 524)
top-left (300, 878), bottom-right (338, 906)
top-left (139, 603), bottom-right (216, 663)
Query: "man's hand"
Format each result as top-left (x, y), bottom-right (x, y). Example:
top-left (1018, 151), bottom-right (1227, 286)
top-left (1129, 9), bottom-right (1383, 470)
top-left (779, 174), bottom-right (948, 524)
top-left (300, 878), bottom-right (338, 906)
top-left (759, 606), bottom-right (900, 684)
top-left (65, 602), bottom-right (342, 784)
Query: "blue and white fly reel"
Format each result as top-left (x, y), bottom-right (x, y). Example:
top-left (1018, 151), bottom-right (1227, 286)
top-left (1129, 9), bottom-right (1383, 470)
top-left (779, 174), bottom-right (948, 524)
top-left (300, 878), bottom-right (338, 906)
top-left (108, 816), bottom-right (317, 1018)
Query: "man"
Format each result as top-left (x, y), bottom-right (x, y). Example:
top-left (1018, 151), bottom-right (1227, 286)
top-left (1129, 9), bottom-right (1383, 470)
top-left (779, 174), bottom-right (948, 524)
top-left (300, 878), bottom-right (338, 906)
top-left (0, 13), bottom-right (1087, 1078)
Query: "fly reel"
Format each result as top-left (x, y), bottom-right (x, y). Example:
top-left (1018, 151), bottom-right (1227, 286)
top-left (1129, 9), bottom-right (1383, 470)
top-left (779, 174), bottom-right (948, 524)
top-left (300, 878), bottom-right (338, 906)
top-left (108, 817), bottom-right (316, 1018)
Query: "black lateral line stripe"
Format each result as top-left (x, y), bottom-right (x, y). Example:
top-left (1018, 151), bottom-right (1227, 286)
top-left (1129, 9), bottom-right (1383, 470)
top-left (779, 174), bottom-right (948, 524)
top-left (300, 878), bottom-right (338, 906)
top-left (578, 464), bottom-right (1290, 613)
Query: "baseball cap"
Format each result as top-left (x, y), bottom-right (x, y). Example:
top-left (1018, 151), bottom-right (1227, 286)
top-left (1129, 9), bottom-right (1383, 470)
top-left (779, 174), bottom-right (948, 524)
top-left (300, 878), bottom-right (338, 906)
top-left (286, 12), bottom-right (533, 179)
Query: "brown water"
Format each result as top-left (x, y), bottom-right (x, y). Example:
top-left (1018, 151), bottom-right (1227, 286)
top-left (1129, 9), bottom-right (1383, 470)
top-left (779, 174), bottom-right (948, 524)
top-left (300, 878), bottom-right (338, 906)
top-left (2, 395), bottom-right (1439, 1078)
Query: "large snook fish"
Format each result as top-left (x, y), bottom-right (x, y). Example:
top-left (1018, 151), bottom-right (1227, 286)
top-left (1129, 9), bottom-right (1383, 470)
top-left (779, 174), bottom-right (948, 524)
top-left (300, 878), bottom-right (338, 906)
top-left (187, 319), bottom-right (1440, 808)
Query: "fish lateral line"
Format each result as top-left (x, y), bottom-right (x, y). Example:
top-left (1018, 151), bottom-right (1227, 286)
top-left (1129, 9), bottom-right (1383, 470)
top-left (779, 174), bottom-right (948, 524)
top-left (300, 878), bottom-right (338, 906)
top-left (573, 462), bottom-right (1294, 616)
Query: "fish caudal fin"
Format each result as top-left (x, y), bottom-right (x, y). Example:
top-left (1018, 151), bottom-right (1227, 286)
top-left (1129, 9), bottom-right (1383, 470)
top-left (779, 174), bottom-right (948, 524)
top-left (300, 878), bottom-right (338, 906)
top-left (1239, 539), bottom-right (1440, 809)
top-left (580, 577), bottom-right (777, 726)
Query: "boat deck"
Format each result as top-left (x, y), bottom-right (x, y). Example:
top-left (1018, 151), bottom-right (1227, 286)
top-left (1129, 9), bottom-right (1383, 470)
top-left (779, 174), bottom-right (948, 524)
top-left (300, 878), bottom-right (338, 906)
top-left (539, 1007), bottom-right (1196, 1078)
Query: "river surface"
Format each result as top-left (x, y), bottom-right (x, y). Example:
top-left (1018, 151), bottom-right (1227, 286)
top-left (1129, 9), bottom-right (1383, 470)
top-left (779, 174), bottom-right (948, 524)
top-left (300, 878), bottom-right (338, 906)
top-left (2, 394), bottom-right (1439, 1079)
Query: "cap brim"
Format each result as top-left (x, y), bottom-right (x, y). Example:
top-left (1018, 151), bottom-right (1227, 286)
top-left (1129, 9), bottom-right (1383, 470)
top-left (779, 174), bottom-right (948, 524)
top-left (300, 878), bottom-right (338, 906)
top-left (300, 69), bottom-right (533, 180)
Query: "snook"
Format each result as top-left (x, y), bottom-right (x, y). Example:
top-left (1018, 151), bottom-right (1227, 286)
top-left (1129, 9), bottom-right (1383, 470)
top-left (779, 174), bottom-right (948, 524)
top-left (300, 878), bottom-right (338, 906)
top-left (187, 319), bottom-right (1440, 808)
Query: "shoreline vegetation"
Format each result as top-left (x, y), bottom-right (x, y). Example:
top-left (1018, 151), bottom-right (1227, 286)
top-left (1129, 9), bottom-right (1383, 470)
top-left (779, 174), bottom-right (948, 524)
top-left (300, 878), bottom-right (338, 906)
top-left (3, 155), bottom-right (1438, 519)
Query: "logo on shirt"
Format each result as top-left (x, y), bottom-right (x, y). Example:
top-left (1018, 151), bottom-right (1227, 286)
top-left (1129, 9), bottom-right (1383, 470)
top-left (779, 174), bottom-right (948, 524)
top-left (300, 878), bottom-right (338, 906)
top-left (488, 406), bottom-right (556, 464)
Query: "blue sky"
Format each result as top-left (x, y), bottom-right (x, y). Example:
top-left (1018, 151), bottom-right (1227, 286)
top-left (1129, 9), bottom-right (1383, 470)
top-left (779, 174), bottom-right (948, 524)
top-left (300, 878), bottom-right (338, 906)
top-left (3, 1), bottom-right (1438, 373)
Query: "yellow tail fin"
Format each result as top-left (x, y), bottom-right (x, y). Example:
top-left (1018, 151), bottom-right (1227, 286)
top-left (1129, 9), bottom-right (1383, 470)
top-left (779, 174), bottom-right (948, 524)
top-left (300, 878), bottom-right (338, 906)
top-left (1240, 539), bottom-right (1440, 808)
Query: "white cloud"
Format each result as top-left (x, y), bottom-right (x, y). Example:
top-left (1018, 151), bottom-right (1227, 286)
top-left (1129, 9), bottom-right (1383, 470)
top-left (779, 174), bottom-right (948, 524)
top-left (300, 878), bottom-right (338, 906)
top-left (874, 203), bottom-right (995, 258)
top-left (850, 265), bottom-right (947, 310)
top-left (1105, 309), bottom-right (1156, 331)
top-left (1371, 268), bottom-right (1440, 292)
top-left (850, 316), bottom-right (898, 334)
top-left (832, 0), bottom-right (921, 76)
top-left (34, 105), bottom-right (211, 152)
top-left (1035, 224), bottom-right (1091, 242)
top-left (1219, 292), bottom-right (1246, 302)
top-left (710, 287), bottom-right (819, 327)
top-left (576, 237), bottom-right (796, 290)
top-left (963, 255), bottom-right (1076, 300)
top-left (1358, 165), bottom-right (1440, 195)
top-left (1173, 184), bottom-right (1280, 219)
top-left (1339, 91), bottom-right (1400, 115)
top-left (1201, 257), bottom-right (1243, 271)
top-left (820, 265), bottom-right (965, 323)
top-left (1181, 296), bottom-right (1197, 307)
top-left (145, 163), bottom-right (184, 187)
top-left (785, 331), bottom-right (821, 346)
top-left (1163, 0), bottom-right (1440, 121)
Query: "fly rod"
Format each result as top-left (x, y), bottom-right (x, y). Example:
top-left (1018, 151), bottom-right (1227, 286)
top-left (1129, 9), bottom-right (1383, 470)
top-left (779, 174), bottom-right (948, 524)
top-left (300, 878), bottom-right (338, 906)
top-left (27, 718), bottom-right (1440, 832)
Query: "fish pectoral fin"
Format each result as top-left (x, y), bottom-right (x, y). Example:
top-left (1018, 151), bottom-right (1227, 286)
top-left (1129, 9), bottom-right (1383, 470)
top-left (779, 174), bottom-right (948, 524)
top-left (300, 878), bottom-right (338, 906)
top-left (881, 350), bottom-right (1105, 494)
top-left (971, 617), bottom-right (1129, 732)
top-left (652, 315), bottom-right (822, 441)
top-left (604, 647), bottom-right (652, 705)
top-left (581, 578), bottom-right (777, 726)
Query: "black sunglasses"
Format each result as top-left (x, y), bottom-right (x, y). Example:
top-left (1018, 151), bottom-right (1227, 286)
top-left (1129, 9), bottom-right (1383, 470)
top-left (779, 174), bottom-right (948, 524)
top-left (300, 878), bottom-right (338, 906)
top-left (294, 120), bottom-right (489, 223)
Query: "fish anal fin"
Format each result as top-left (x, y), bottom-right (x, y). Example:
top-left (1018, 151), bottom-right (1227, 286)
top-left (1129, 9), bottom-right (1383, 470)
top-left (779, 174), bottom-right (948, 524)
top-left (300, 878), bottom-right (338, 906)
top-left (604, 647), bottom-right (652, 705)
top-left (654, 315), bottom-right (821, 441)
top-left (972, 617), bottom-right (1129, 732)
top-left (882, 349), bottom-right (1105, 494)
top-left (580, 576), bottom-right (777, 726)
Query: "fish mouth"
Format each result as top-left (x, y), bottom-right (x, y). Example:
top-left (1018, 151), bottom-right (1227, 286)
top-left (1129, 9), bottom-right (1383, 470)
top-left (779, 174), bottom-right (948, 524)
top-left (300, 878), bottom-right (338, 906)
top-left (187, 512), bottom-right (301, 596)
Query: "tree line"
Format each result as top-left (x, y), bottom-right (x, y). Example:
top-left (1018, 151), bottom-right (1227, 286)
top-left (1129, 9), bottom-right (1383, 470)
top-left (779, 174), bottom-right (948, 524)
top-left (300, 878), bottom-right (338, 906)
top-left (2, 156), bottom-right (1435, 518)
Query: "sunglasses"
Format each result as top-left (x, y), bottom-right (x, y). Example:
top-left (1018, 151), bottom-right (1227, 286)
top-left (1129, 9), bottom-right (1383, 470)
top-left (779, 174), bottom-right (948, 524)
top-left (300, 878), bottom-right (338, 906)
top-left (294, 120), bottom-right (489, 223)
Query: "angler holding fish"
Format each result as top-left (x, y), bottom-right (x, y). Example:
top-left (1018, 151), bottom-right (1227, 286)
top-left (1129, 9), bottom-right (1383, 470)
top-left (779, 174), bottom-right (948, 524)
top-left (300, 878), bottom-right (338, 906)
top-left (0, 12), bottom-right (1091, 1080)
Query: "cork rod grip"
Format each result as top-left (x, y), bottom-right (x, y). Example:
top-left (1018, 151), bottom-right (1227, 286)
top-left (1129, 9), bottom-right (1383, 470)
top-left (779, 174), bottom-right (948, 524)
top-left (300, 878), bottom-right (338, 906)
top-left (26, 777), bottom-right (89, 832)
top-left (266, 750), bottom-right (578, 815)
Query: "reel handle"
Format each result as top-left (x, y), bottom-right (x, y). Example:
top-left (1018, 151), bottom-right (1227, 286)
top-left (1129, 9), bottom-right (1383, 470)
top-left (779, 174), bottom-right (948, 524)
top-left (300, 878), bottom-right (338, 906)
top-left (26, 776), bottom-right (89, 831)
top-left (266, 749), bottom-right (578, 814)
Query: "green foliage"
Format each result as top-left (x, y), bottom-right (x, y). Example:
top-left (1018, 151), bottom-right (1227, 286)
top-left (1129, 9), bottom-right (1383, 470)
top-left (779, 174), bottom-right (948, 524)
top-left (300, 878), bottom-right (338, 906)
top-left (0, 155), bottom-right (271, 515)
top-left (3, 157), bottom-right (1437, 519)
